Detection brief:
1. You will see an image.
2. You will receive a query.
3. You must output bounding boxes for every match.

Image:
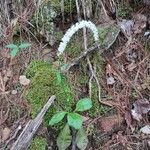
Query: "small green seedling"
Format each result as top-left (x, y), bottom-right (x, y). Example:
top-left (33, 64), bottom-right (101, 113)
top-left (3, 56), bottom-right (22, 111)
top-left (49, 98), bottom-right (92, 150)
top-left (49, 98), bottom-right (92, 129)
top-left (6, 43), bottom-right (31, 57)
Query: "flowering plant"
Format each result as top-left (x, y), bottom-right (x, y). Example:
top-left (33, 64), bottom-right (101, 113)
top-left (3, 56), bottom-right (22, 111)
top-left (57, 20), bottom-right (99, 56)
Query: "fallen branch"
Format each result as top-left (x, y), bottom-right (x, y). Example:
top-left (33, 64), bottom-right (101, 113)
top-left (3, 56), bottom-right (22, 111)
top-left (11, 95), bottom-right (56, 150)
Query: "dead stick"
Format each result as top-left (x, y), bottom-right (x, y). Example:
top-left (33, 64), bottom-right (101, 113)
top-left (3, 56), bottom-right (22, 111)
top-left (11, 95), bottom-right (56, 150)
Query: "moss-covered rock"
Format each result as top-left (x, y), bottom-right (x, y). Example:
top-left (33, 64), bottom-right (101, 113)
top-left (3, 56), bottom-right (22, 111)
top-left (29, 136), bottom-right (47, 150)
top-left (25, 60), bottom-right (75, 125)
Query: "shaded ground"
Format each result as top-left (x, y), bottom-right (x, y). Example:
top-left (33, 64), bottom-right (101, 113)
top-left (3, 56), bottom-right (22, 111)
top-left (0, 0), bottom-right (150, 149)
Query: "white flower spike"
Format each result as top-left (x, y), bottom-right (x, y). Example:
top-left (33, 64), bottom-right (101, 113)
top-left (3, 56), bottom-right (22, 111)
top-left (57, 20), bottom-right (99, 56)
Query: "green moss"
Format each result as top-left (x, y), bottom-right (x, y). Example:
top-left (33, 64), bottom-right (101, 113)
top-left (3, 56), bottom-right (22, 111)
top-left (64, 35), bottom-right (84, 59)
top-left (25, 60), bottom-right (75, 125)
top-left (29, 136), bottom-right (47, 150)
top-left (118, 5), bottom-right (132, 18)
top-left (98, 27), bottom-right (109, 45)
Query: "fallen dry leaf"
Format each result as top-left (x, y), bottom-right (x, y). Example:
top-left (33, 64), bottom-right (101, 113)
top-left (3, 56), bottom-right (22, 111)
top-left (11, 90), bottom-right (17, 95)
top-left (106, 64), bottom-right (116, 85)
top-left (133, 14), bottom-right (147, 34)
top-left (3, 69), bottom-right (12, 83)
top-left (106, 76), bottom-right (115, 85)
top-left (19, 75), bottom-right (30, 86)
top-left (140, 125), bottom-right (150, 134)
top-left (2, 127), bottom-right (11, 141)
top-left (144, 31), bottom-right (150, 37)
top-left (131, 99), bottom-right (150, 121)
top-left (125, 110), bottom-right (134, 131)
top-left (116, 131), bottom-right (128, 146)
top-left (143, 0), bottom-right (150, 5)
top-left (131, 109), bottom-right (142, 122)
top-left (99, 115), bottom-right (124, 132)
top-left (118, 19), bottom-right (134, 37)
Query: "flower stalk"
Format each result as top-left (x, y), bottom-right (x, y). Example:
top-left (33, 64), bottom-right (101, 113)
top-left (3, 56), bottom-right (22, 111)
top-left (57, 20), bottom-right (99, 56)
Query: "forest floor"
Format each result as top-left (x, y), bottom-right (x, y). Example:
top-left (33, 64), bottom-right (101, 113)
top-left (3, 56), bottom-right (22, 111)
top-left (0, 1), bottom-right (150, 150)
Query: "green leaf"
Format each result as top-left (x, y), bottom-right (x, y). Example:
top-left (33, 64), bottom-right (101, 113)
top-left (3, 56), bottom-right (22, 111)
top-left (67, 113), bottom-right (82, 129)
top-left (18, 43), bottom-right (31, 49)
top-left (56, 71), bottom-right (62, 84)
top-left (75, 98), bottom-right (92, 112)
top-left (49, 111), bottom-right (67, 126)
top-left (76, 127), bottom-right (89, 150)
top-left (6, 44), bottom-right (18, 49)
top-left (57, 124), bottom-right (72, 150)
top-left (10, 48), bottom-right (19, 57)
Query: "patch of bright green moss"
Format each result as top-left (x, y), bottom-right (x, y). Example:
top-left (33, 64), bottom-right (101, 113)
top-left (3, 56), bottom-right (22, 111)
top-left (29, 136), bottom-right (47, 150)
top-left (25, 60), bottom-right (75, 125)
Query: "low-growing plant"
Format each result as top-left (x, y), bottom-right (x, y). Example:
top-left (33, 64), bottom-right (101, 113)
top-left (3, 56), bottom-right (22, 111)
top-left (49, 98), bottom-right (92, 150)
top-left (48, 21), bottom-right (98, 150)
top-left (26, 20), bottom-right (98, 149)
top-left (6, 42), bottom-right (31, 57)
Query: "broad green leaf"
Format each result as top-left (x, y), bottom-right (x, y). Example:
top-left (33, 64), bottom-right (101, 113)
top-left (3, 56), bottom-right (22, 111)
top-left (18, 43), bottom-right (31, 49)
top-left (10, 48), bottom-right (19, 57)
top-left (76, 127), bottom-right (88, 150)
top-left (67, 113), bottom-right (82, 129)
top-left (49, 111), bottom-right (67, 126)
top-left (57, 124), bottom-right (72, 150)
top-left (56, 71), bottom-right (62, 84)
top-left (75, 98), bottom-right (92, 112)
top-left (6, 44), bottom-right (18, 49)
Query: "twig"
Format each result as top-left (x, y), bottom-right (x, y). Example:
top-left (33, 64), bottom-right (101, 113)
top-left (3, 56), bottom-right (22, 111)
top-left (87, 57), bottom-right (101, 102)
top-left (89, 73), bottom-right (94, 98)
top-left (0, 73), bottom-right (5, 92)
top-left (99, 0), bottom-right (110, 20)
top-left (11, 95), bottom-right (56, 150)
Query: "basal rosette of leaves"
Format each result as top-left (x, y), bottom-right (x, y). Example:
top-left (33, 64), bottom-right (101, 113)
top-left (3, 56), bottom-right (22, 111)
top-left (25, 60), bottom-right (75, 125)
